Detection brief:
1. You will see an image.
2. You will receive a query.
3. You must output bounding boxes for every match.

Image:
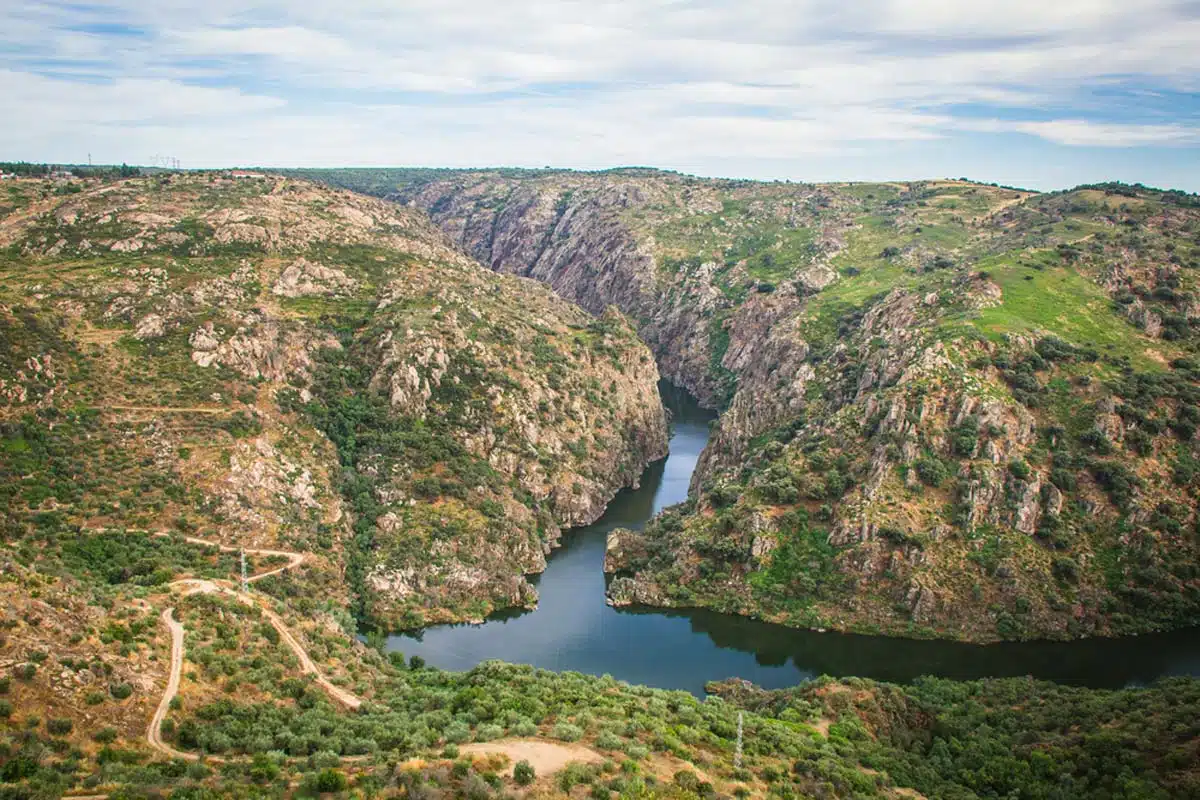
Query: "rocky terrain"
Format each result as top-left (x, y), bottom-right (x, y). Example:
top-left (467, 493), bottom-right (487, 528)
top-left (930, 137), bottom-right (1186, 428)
top-left (295, 168), bottom-right (1200, 643)
top-left (0, 168), bottom-right (1198, 799)
top-left (0, 171), bottom-right (666, 629)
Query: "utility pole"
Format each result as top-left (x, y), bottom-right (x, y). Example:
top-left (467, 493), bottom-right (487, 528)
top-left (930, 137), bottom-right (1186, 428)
top-left (735, 711), bottom-right (743, 769)
top-left (240, 549), bottom-right (248, 594)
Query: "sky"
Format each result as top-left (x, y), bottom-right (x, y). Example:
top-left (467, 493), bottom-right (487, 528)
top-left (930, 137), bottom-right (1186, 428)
top-left (2, 1), bottom-right (1199, 191)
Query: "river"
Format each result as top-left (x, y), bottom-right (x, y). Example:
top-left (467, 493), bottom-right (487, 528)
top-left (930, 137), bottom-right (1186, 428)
top-left (385, 384), bottom-right (1200, 696)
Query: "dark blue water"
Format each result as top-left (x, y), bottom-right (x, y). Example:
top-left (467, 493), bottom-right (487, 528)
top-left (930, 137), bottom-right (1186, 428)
top-left (386, 387), bottom-right (1200, 696)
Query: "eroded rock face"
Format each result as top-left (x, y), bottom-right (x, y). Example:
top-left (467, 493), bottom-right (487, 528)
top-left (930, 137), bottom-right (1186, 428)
top-left (272, 258), bottom-right (359, 298)
top-left (401, 177), bottom-right (729, 406)
top-left (0, 171), bottom-right (668, 629)
top-left (391, 171), bottom-right (1200, 643)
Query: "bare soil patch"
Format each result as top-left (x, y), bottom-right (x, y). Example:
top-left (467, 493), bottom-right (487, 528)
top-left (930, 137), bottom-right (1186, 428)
top-left (460, 739), bottom-right (602, 776)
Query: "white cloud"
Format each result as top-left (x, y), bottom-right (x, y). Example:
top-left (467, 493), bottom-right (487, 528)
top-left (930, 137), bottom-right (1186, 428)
top-left (1, 69), bottom-right (283, 127)
top-left (0, 1), bottom-right (1198, 188)
top-left (975, 119), bottom-right (1200, 147)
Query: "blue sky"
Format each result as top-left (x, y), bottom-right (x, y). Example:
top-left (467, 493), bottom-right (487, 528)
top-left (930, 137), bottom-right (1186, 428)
top-left (3, 1), bottom-right (1199, 191)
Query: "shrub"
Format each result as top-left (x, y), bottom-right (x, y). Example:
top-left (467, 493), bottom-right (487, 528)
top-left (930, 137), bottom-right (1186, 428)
top-left (93, 727), bottom-right (118, 744)
top-left (46, 718), bottom-right (73, 736)
top-left (951, 418), bottom-right (980, 457)
top-left (305, 768), bottom-right (347, 794)
top-left (707, 483), bottom-right (741, 509)
top-left (110, 682), bottom-right (133, 699)
top-left (1008, 460), bottom-right (1032, 481)
top-left (464, 773), bottom-right (493, 800)
top-left (514, 760), bottom-right (536, 786)
top-left (552, 722), bottom-right (584, 742)
top-left (915, 457), bottom-right (950, 487)
top-left (596, 731), bottom-right (623, 750)
top-left (0, 700), bottom-right (11, 718)
top-left (1126, 428), bottom-right (1153, 456)
top-left (512, 719), bottom-right (538, 737)
top-left (475, 723), bottom-right (503, 742)
top-left (1052, 556), bottom-right (1080, 583)
top-left (624, 743), bottom-right (649, 760)
top-left (445, 721), bottom-right (471, 743)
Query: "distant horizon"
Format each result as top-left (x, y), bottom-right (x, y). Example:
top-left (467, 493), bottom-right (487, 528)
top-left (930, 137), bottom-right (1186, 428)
top-left (8, 159), bottom-right (1200, 197)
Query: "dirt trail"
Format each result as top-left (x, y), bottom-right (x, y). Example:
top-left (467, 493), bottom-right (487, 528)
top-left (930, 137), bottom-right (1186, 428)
top-left (146, 609), bottom-right (208, 762)
top-left (105, 406), bottom-right (228, 414)
top-left (258, 604), bottom-right (361, 709)
top-left (148, 534), bottom-right (359, 761)
top-left (460, 739), bottom-right (602, 776)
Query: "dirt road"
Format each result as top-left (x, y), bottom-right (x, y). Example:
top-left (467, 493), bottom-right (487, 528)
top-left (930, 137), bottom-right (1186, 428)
top-left (148, 534), bottom-right (359, 760)
top-left (146, 609), bottom-right (205, 762)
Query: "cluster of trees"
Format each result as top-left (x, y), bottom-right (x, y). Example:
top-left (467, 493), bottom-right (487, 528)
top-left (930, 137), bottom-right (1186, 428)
top-left (0, 161), bottom-right (140, 178)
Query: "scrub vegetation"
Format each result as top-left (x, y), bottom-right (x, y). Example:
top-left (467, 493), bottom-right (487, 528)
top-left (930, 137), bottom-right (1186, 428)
top-left (1, 169), bottom-right (1198, 798)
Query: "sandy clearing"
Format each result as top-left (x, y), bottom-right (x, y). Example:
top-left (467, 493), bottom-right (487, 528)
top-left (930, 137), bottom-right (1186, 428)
top-left (460, 739), bottom-right (602, 776)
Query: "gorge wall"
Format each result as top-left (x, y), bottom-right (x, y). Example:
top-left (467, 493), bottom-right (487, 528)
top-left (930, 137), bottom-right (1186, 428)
top-left (387, 169), bottom-right (1200, 642)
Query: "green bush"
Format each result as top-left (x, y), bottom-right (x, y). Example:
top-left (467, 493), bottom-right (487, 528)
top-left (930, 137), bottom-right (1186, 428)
top-left (475, 723), bottom-right (503, 742)
top-left (596, 731), bottom-right (623, 750)
top-left (514, 760), bottom-right (536, 786)
top-left (445, 721), bottom-right (471, 743)
top-left (46, 717), bottom-right (73, 736)
top-left (110, 682), bottom-right (134, 699)
top-left (303, 768), bottom-right (347, 794)
top-left (914, 457), bottom-right (950, 487)
top-left (1052, 556), bottom-right (1080, 583)
top-left (552, 722), bottom-right (584, 742)
top-left (1008, 459), bottom-right (1031, 481)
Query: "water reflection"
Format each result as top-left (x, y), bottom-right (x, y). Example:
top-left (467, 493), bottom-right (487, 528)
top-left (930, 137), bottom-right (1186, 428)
top-left (386, 384), bottom-right (1200, 696)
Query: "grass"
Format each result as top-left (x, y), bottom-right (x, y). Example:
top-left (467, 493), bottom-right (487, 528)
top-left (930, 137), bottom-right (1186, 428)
top-left (965, 252), bottom-right (1174, 370)
top-left (279, 296), bottom-right (375, 321)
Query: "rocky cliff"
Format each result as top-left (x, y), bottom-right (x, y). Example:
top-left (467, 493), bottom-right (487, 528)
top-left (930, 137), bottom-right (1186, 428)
top-left (316, 169), bottom-right (1200, 642)
top-left (0, 171), bottom-right (666, 628)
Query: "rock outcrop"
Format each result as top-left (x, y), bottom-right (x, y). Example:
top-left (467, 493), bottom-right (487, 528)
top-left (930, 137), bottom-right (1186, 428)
top-left (0, 171), bottom-right (667, 628)
top-left (374, 170), bottom-right (1200, 642)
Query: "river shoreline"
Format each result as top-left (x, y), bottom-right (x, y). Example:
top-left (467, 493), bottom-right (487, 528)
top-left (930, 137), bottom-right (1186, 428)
top-left (385, 385), bottom-right (1200, 696)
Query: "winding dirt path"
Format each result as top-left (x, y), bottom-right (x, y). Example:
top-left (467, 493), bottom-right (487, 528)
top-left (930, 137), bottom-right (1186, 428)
top-left (148, 535), bottom-right (360, 760)
top-left (146, 609), bottom-right (207, 762)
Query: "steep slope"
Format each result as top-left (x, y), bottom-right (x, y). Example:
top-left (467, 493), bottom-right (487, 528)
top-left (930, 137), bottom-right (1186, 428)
top-left (1, 171), bottom-right (1198, 800)
top-left (300, 168), bottom-right (1200, 642)
top-left (0, 172), bottom-right (666, 629)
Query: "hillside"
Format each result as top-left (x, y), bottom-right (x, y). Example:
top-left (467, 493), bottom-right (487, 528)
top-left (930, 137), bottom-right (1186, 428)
top-left (291, 168), bottom-right (1200, 643)
top-left (0, 169), bottom-right (1196, 798)
top-left (0, 171), bottom-right (667, 630)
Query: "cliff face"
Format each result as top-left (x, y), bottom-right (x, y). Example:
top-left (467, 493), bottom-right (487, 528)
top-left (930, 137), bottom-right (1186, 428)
top-left (380, 170), bottom-right (1200, 642)
top-left (399, 174), bottom-right (739, 407)
top-left (0, 172), bottom-right (666, 627)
